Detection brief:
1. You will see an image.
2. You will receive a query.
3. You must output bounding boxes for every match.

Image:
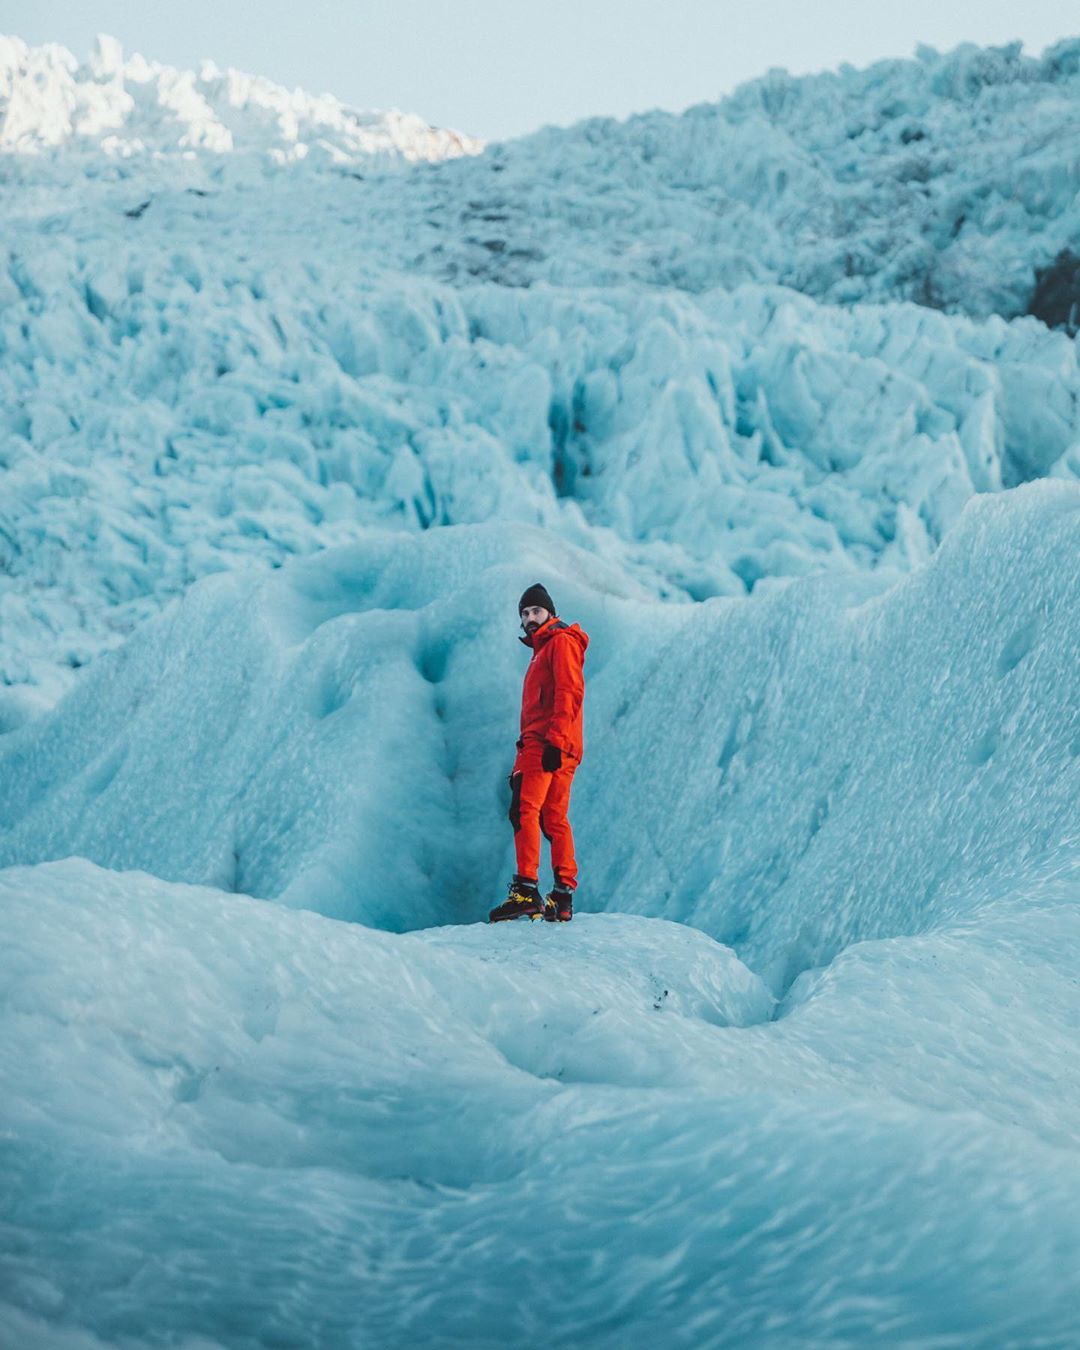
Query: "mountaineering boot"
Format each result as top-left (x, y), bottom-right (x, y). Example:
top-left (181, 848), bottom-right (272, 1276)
top-left (489, 876), bottom-right (545, 923)
top-left (543, 888), bottom-right (574, 922)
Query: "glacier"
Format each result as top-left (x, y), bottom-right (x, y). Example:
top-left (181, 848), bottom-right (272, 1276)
top-left (4, 36), bottom-right (1080, 718)
top-left (2, 31), bottom-right (1080, 1350)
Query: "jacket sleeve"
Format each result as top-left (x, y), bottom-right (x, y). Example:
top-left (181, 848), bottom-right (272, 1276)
top-left (545, 635), bottom-right (584, 753)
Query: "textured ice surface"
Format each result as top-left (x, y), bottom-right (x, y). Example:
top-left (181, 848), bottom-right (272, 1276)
top-left (3, 851), bottom-right (1080, 1349)
top-left (12, 33), bottom-right (1080, 317)
top-left (3, 37), bottom-right (1080, 715)
top-left (314, 36), bottom-right (1080, 316)
top-left (1, 239), bottom-right (1078, 715)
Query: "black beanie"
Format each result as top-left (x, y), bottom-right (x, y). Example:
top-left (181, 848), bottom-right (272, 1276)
top-left (519, 582), bottom-right (556, 616)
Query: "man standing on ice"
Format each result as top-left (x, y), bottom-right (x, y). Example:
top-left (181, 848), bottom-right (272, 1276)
top-left (489, 584), bottom-right (589, 923)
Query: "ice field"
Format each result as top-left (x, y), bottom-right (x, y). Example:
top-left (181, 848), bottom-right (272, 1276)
top-left (2, 33), bottom-right (1080, 1349)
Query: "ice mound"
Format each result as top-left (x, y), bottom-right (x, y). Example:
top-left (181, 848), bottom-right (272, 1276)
top-left (4, 856), bottom-right (1080, 1346)
top-left (0, 522), bottom-right (653, 929)
top-left (1, 483), bottom-right (1076, 986)
top-left (584, 479), bottom-right (1080, 990)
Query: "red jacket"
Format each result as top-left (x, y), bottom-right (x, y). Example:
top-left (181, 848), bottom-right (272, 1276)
top-left (518, 616), bottom-right (589, 762)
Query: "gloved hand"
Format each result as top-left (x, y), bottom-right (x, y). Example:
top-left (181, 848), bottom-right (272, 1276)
top-left (542, 743), bottom-right (562, 772)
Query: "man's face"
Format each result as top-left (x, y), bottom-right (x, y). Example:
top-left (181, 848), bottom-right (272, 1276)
top-left (520, 605), bottom-right (551, 636)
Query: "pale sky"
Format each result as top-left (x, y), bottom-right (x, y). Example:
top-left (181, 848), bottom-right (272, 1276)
top-left (9, 0), bottom-right (1080, 142)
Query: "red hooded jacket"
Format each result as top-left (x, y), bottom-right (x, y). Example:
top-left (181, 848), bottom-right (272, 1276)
top-left (517, 616), bottom-right (589, 763)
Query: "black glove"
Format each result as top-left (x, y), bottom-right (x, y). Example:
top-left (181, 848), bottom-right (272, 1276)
top-left (542, 743), bottom-right (562, 772)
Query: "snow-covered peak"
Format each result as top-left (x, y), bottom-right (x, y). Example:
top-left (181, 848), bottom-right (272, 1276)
top-left (0, 33), bottom-right (483, 165)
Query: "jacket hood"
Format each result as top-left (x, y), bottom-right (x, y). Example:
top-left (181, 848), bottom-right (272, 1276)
top-left (520, 617), bottom-right (590, 652)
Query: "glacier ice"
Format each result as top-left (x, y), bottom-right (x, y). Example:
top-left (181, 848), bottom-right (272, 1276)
top-left (1, 483), bottom-right (1076, 974)
top-left (4, 483), bottom-right (1072, 1344)
top-left (2, 240), bottom-right (1079, 716)
top-left (333, 37), bottom-right (1080, 317)
top-left (1, 35), bottom-right (1080, 714)
top-left (3, 843), bottom-right (1080, 1347)
top-left (2, 30), bottom-right (1080, 1350)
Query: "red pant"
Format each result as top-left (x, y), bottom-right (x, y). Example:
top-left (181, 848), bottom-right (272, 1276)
top-left (509, 760), bottom-right (578, 890)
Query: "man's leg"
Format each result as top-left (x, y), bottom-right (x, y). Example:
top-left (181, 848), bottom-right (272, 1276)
top-left (511, 768), bottom-right (551, 883)
top-left (539, 761), bottom-right (577, 891)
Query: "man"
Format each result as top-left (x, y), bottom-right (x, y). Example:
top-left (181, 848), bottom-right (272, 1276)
top-left (489, 583), bottom-right (589, 923)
